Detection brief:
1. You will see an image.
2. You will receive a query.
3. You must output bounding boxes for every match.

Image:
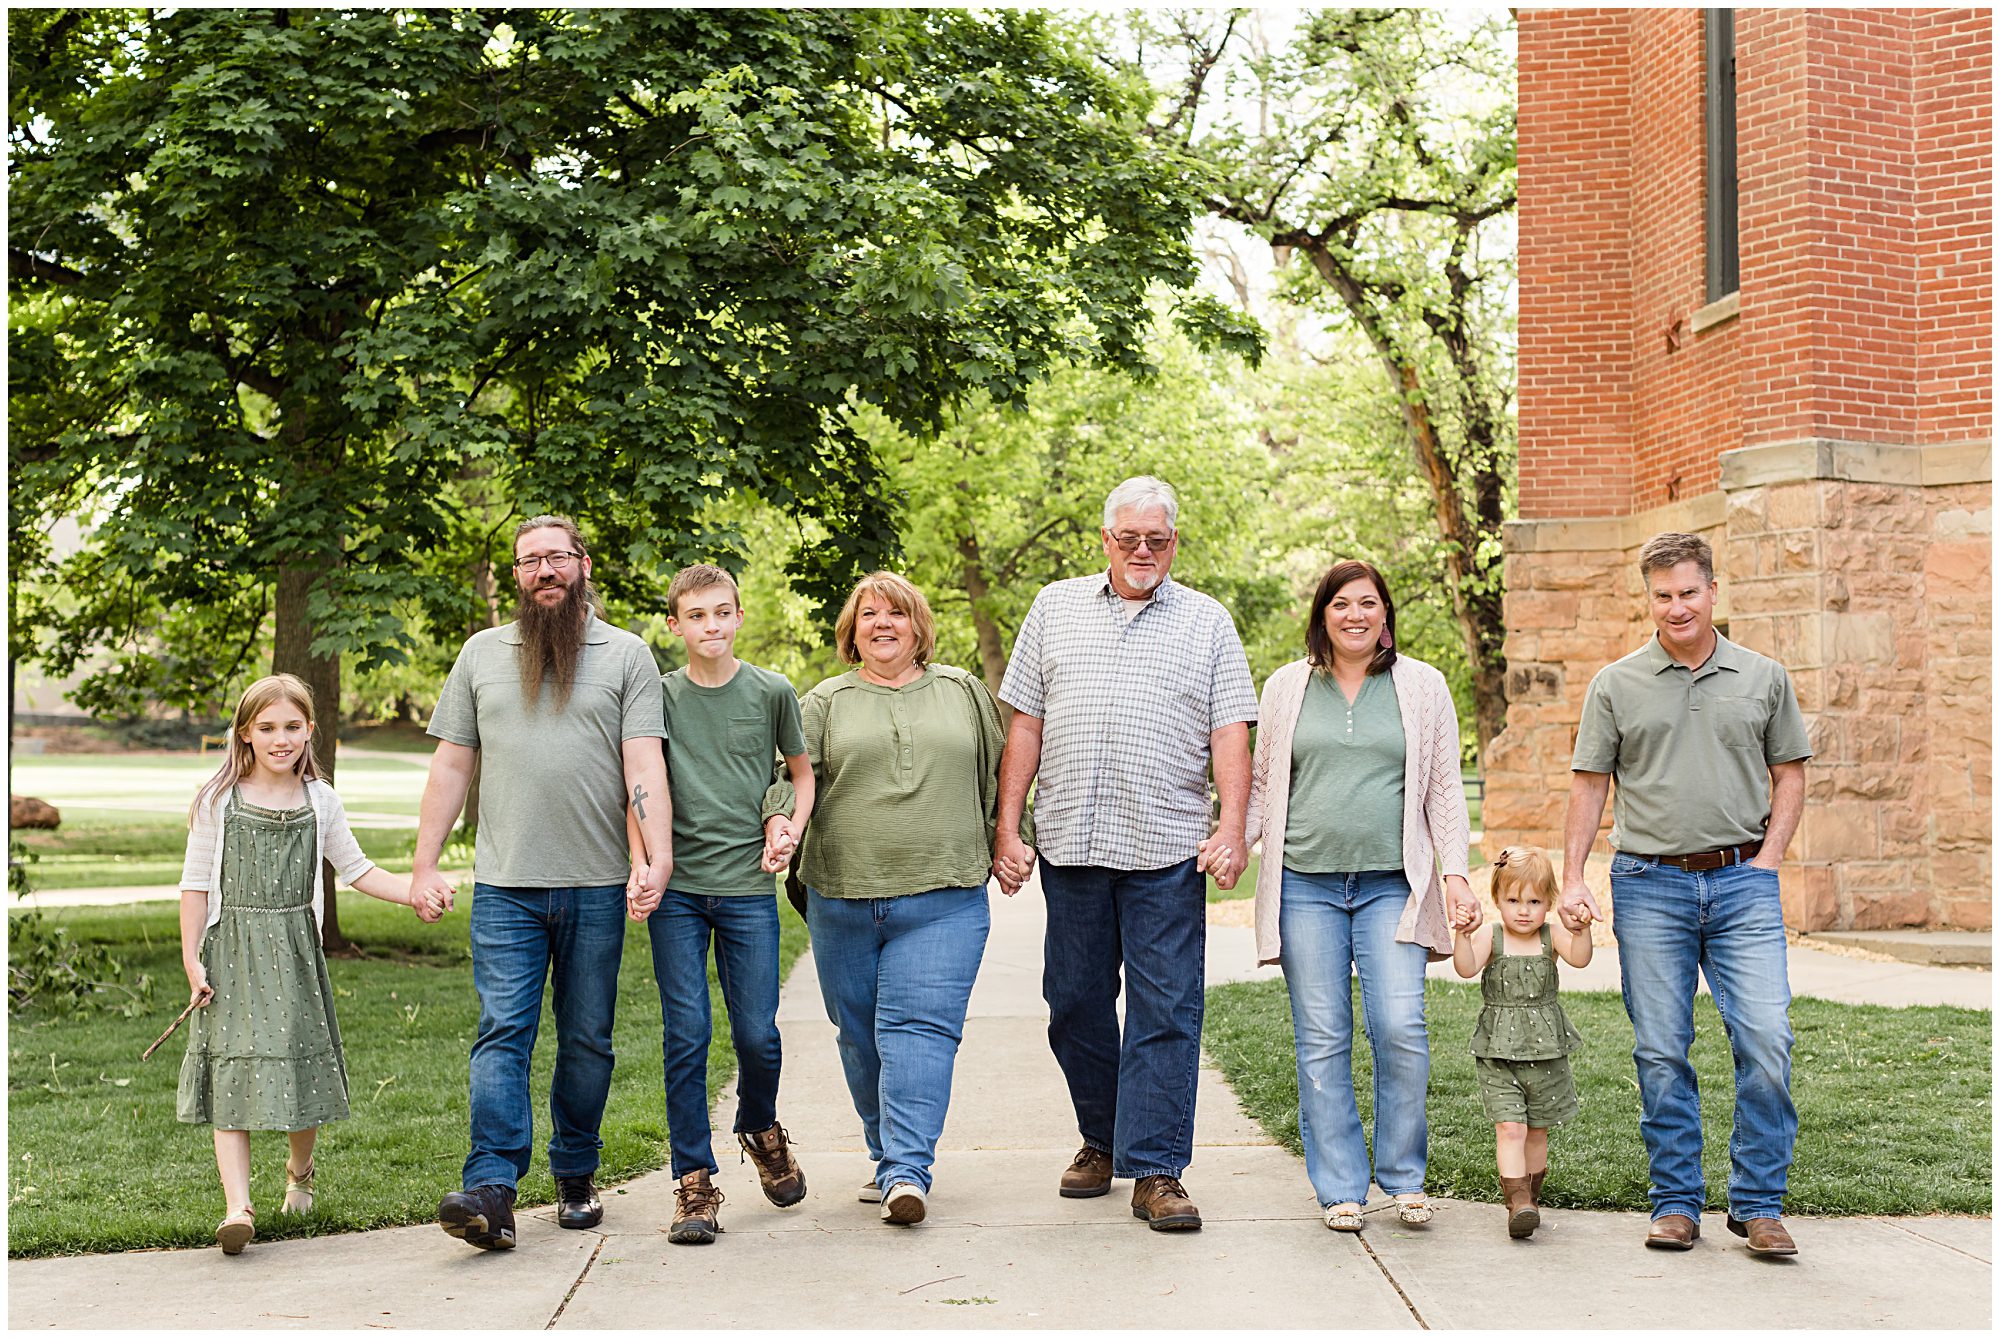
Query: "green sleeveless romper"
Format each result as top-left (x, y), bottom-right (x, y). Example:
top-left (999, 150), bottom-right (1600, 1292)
top-left (1471, 923), bottom-right (1581, 1126)
top-left (176, 789), bottom-right (350, 1130)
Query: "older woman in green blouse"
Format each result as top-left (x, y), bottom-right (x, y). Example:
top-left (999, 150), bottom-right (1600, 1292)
top-left (794, 571), bottom-right (1013, 1228)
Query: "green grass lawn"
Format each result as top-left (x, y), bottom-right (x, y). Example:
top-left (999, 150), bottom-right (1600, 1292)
top-left (1204, 976), bottom-right (1992, 1216)
top-left (8, 892), bottom-right (808, 1257)
top-left (13, 751), bottom-right (432, 890)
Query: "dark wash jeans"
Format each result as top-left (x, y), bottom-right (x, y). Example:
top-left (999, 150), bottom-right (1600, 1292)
top-left (463, 883), bottom-right (626, 1192)
top-left (647, 889), bottom-right (783, 1179)
top-left (1040, 857), bottom-right (1206, 1179)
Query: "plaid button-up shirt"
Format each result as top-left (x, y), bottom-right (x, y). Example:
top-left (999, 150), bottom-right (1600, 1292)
top-left (999, 572), bottom-right (1259, 871)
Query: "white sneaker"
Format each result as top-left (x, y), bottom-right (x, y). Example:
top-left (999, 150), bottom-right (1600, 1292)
top-left (881, 1182), bottom-right (927, 1225)
top-left (858, 1180), bottom-right (883, 1204)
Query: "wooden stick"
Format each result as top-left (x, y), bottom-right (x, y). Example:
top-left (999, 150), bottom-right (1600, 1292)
top-left (141, 997), bottom-right (203, 1061)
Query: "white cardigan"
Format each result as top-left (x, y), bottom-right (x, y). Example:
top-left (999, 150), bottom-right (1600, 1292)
top-left (180, 778), bottom-right (374, 933)
top-left (1245, 655), bottom-right (1471, 965)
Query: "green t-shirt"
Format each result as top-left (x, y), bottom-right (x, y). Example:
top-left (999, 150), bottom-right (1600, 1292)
top-left (797, 666), bottom-right (1005, 900)
top-left (426, 614), bottom-right (666, 887)
top-left (660, 662), bottom-right (806, 896)
top-left (1283, 669), bottom-right (1406, 873)
top-left (1571, 632), bottom-right (1813, 853)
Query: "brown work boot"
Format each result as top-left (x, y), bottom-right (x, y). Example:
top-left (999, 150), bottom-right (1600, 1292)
top-left (1499, 1174), bottom-right (1540, 1238)
top-left (1727, 1215), bottom-right (1798, 1257)
top-left (737, 1122), bottom-right (807, 1207)
top-left (1528, 1168), bottom-right (1547, 1207)
top-left (1130, 1175), bottom-right (1202, 1231)
top-left (1645, 1213), bottom-right (1701, 1250)
top-left (669, 1169), bottom-right (725, 1245)
top-left (1059, 1144), bottom-right (1113, 1199)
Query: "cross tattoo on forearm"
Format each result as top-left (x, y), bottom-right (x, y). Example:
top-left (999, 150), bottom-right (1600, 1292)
top-left (632, 784), bottom-right (649, 821)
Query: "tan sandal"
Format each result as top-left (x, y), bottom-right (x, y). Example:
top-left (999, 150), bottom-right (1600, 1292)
top-left (1322, 1202), bottom-right (1364, 1232)
top-left (216, 1206), bottom-right (256, 1255)
top-left (1394, 1193), bottom-right (1435, 1226)
top-left (282, 1160), bottom-right (315, 1215)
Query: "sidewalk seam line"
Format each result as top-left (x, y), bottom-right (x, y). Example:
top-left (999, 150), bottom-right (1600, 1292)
top-left (1359, 1235), bottom-right (1429, 1330)
top-left (546, 1234), bottom-right (607, 1330)
top-left (1876, 1217), bottom-right (1993, 1265)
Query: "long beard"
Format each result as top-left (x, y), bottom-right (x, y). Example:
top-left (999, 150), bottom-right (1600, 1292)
top-left (515, 576), bottom-right (594, 711)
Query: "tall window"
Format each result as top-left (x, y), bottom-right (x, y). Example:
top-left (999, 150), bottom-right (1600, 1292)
top-left (1705, 8), bottom-right (1740, 301)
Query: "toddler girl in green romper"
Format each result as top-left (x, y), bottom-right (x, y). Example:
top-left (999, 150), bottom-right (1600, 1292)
top-left (178, 675), bottom-right (452, 1254)
top-left (1451, 846), bottom-right (1591, 1239)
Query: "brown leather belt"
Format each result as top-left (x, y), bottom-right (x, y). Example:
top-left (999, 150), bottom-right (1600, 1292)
top-left (1629, 840), bottom-right (1763, 873)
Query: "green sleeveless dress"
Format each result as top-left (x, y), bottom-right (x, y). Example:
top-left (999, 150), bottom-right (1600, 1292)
top-left (176, 789), bottom-right (350, 1130)
top-left (1470, 923), bottom-right (1582, 1059)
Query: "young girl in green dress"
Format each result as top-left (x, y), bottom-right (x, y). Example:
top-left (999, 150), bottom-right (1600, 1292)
top-left (1451, 846), bottom-right (1591, 1239)
top-left (178, 674), bottom-right (452, 1254)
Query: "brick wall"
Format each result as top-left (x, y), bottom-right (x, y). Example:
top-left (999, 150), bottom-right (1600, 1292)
top-left (1499, 8), bottom-right (1991, 932)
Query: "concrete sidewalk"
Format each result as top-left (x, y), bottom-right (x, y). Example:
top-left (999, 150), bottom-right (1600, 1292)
top-left (8, 887), bottom-right (1992, 1329)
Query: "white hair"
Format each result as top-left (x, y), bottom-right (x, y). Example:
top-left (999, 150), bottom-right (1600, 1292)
top-left (1102, 476), bottom-right (1179, 530)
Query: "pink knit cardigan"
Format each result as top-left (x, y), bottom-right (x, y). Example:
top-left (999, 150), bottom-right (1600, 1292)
top-left (1244, 655), bottom-right (1471, 965)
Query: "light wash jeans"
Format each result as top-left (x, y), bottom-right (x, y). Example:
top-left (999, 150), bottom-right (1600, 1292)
top-left (1278, 867), bottom-right (1431, 1208)
top-left (807, 886), bottom-right (989, 1194)
top-left (648, 890), bottom-right (783, 1179)
top-left (1610, 853), bottom-right (1796, 1221)
top-left (463, 883), bottom-right (626, 1192)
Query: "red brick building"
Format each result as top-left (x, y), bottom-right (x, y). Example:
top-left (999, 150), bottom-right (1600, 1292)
top-left (1489, 9), bottom-right (1991, 931)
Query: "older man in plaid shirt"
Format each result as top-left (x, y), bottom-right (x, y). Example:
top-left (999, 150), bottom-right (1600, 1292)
top-left (994, 476), bottom-right (1258, 1232)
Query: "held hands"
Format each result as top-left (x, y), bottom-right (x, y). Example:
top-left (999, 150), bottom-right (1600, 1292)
top-left (1445, 875), bottom-right (1482, 934)
top-left (1196, 826), bottom-right (1248, 891)
top-left (1557, 879), bottom-right (1601, 933)
top-left (761, 815), bottom-right (798, 874)
top-left (626, 857), bottom-right (670, 922)
top-left (409, 868), bottom-right (457, 924)
top-left (993, 832), bottom-right (1036, 898)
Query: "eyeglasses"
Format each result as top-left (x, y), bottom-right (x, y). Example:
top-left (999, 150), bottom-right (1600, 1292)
top-left (514, 551), bottom-right (582, 573)
top-left (1107, 531), bottom-right (1175, 554)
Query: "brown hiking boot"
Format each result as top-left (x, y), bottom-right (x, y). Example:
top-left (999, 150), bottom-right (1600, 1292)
top-left (1528, 1168), bottom-right (1546, 1207)
top-left (670, 1169), bottom-right (725, 1245)
top-left (738, 1123), bottom-right (807, 1207)
top-left (1059, 1145), bottom-right (1113, 1199)
top-left (1131, 1175), bottom-right (1202, 1231)
top-left (1500, 1174), bottom-right (1540, 1238)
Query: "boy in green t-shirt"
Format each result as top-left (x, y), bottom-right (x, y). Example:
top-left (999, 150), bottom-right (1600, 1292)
top-left (626, 564), bottom-right (815, 1245)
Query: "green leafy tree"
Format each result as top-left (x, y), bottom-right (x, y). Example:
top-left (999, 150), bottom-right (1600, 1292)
top-left (1152, 7), bottom-right (1517, 753)
top-left (10, 8), bottom-right (1253, 945)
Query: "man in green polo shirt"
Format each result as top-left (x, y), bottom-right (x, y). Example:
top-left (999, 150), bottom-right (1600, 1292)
top-left (1558, 531), bottom-right (1810, 1259)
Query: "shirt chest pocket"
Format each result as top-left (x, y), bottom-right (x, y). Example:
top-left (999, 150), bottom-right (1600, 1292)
top-left (1708, 695), bottom-right (1765, 751)
top-left (727, 714), bottom-right (768, 758)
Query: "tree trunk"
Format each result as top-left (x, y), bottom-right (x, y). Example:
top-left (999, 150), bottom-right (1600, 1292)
top-left (274, 558), bottom-right (352, 954)
top-left (957, 530), bottom-right (1009, 694)
top-left (1302, 240), bottom-right (1510, 761)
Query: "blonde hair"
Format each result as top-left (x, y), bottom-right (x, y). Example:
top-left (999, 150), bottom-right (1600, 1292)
top-left (1489, 845), bottom-right (1558, 902)
top-left (833, 571), bottom-right (936, 667)
top-left (666, 563), bottom-right (741, 618)
top-left (190, 674), bottom-right (323, 822)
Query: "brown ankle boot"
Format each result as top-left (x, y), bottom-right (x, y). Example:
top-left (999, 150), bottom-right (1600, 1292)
top-left (1499, 1174), bottom-right (1540, 1238)
top-left (1528, 1169), bottom-right (1546, 1207)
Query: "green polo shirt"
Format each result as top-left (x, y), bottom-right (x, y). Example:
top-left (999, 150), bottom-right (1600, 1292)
top-left (1571, 632), bottom-right (1812, 854)
top-left (1284, 669), bottom-right (1406, 873)
top-left (427, 614), bottom-right (666, 887)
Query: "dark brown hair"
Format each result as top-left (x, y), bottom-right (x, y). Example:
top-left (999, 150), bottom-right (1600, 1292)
top-left (1304, 559), bottom-right (1398, 676)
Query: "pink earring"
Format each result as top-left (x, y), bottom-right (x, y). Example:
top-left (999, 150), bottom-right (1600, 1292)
top-left (1378, 627), bottom-right (1394, 649)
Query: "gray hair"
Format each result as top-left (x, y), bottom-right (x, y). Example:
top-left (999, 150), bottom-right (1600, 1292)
top-left (1102, 476), bottom-right (1179, 530)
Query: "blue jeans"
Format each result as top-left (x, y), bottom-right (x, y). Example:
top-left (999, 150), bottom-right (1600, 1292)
top-left (648, 890), bottom-right (783, 1179)
top-left (807, 886), bottom-right (989, 1194)
top-left (1277, 868), bottom-right (1431, 1208)
top-left (1610, 854), bottom-right (1797, 1221)
top-left (1041, 858), bottom-right (1206, 1179)
top-left (464, 883), bottom-right (627, 1192)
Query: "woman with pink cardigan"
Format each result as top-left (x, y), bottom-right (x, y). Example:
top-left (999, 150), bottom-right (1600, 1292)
top-left (1245, 559), bottom-right (1482, 1234)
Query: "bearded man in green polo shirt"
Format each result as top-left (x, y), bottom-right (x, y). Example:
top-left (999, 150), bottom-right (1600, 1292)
top-left (1558, 531), bottom-right (1811, 1259)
